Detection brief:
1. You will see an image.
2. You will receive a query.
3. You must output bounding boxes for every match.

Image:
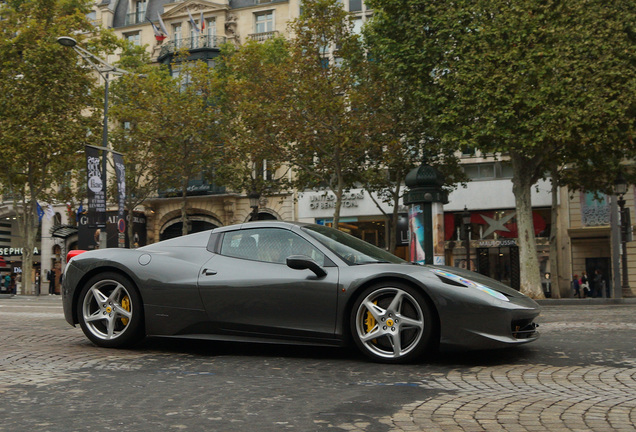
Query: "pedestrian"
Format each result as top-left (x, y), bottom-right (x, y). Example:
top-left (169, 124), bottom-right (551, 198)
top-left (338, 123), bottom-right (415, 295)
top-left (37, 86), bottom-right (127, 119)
top-left (580, 271), bottom-right (590, 298)
top-left (47, 270), bottom-right (54, 295)
top-left (592, 269), bottom-right (603, 298)
top-left (572, 275), bottom-right (581, 298)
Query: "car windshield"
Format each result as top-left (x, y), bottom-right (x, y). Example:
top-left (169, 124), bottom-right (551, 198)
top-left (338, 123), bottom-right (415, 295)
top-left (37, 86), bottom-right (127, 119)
top-left (302, 224), bottom-right (405, 265)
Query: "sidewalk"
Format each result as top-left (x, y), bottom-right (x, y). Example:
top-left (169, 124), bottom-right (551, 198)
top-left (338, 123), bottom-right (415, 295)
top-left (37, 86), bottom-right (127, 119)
top-left (536, 296), bottom-right (636, 305)
top-left (3, 293), bottom-right (635, 305)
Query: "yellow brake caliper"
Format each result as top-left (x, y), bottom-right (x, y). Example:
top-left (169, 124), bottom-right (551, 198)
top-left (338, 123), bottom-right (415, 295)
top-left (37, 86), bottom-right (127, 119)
top-left (364, 301), bottom-right (378, 344)
top-left (120, 295), bottom-right (131, 325)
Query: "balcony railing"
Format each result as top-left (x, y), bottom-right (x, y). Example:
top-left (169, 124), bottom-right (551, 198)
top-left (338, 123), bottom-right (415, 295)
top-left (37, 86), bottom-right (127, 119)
top-left (125, 11), bottom-right (145, 26)
top-left (248, 31), bottom-right (280, 42)
top-left (158, 35), bottom-right (227, 58)
top-left (581, 204), bottom-right (611, 227)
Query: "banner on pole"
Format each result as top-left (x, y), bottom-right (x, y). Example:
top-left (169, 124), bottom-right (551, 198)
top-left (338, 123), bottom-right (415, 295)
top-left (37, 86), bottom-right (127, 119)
top-left (113, 152), bottom-right (126, 248)
top-left (85, 145), bottom-right (106, 228)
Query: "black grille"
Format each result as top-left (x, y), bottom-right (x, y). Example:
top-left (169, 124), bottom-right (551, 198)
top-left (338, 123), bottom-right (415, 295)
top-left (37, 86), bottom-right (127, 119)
top-left (512, 320), bottom-right (538, 339)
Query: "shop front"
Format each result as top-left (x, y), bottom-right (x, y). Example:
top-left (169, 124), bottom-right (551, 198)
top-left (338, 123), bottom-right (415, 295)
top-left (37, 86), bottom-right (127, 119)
top-left (0, 246), bottom-right (42, 295)
top-left (444, 208), bottom-right (551, 290)
top-left (297, 189), bottom-right (410, 258)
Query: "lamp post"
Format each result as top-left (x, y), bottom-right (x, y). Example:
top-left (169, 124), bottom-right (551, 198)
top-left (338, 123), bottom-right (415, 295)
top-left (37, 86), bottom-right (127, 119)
top-left (462, 206), bottom-right (471, 271)
top-left (57, 36), bottom-right (133, 247)
top-left (248, 192), bottom-right (261, 221)
top-left (614, 172), bottom-right (630, 296)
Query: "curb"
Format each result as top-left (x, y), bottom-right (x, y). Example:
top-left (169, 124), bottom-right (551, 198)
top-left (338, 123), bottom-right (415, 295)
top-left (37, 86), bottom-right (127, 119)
top-left (536, 298), bottom-right (636, 306)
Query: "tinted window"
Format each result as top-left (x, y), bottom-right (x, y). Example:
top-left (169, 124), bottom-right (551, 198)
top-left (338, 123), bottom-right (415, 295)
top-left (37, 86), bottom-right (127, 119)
top-left (302, 225), bottom-right (405, 265)
top-left (220, 228), bottom-right (325, 266)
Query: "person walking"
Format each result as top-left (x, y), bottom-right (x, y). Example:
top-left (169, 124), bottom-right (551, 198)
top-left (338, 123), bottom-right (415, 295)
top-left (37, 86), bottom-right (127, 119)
top-left (572, 275), bottom-right (581, 298)
top-left (580, 271), bottom-right (590, 298)
top-left (592, 269), bottom-right (603, 298)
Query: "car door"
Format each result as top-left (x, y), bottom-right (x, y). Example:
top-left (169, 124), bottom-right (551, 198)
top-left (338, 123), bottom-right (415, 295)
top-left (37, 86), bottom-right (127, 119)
top-left (197, 227), bottom-right (339, 339)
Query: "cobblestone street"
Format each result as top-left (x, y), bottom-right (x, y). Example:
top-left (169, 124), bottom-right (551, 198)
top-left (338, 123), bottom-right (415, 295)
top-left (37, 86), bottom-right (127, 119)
top-left (1, 295), bottom-right (635, 431)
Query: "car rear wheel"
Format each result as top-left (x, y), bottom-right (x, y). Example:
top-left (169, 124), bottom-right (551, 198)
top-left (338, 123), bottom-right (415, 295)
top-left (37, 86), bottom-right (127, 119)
top-left (77, 272), bottom-right (144, 348)
top-left (351, 282), bottom-right (434, 363)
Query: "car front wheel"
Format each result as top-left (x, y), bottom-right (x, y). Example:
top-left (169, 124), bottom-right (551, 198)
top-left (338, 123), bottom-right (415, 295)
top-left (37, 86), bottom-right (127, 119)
top-left (351, 282), bottom-right (435, 363)
top-left (77, 272), bottom-right (144, 348)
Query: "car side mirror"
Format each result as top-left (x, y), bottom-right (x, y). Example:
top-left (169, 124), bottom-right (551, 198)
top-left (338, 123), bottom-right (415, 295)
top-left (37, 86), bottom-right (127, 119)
top-left (286, 255), bottom-right (327, 278)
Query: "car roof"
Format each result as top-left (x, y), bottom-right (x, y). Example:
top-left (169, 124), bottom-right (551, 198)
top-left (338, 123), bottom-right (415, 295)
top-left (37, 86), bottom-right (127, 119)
top-left (211, 220), bottom-right (312, 234)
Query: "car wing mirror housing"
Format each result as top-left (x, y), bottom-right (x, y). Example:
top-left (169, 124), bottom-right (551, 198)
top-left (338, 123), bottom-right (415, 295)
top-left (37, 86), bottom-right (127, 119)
top-left (286, 255), bottom-right (327, 278)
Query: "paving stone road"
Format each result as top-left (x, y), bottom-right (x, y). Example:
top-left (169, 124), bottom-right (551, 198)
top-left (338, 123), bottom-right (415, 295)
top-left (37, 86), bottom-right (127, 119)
top-left (0, 295), bottom-right (635, 431)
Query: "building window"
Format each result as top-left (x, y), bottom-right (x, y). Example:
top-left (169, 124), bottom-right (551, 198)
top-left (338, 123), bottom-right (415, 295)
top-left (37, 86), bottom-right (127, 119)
top-left (173, 24), bottom-right (182, 48)
top-left (124, 32), bottom-right (140, 46)
top-left (206, 18), bottom-right (216, 36)
top-left (135, 0), bottom-right (146, 22)
top-left (254, 11), bottom-right (273, 34)
top-left (349, 0), bottom-right (362, 12)
top-left (86, 11), bottom-right (99, 26)
top-left (463, 162), bottom-right (513, 181)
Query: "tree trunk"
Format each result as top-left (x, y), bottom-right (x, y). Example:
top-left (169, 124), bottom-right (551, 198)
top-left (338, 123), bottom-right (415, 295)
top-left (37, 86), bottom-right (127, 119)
top-left (549, 169), bottom-right (561, 298)
top-left (17, 199), bottom-right (38, 295)
top-left (511, 154), bottom-right (545, 299)
top-left (332, 187), bottom-right (343, 229)
top-left (389, 186), bottom-right (401, 253)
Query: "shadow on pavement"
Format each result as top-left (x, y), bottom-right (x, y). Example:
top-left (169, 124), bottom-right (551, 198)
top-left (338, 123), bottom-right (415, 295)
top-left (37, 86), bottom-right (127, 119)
top-left (132, 336), bottom-right (536, 367)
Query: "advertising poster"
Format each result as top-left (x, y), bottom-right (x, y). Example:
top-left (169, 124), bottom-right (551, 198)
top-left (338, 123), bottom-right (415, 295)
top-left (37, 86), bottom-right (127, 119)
top-left (433, 202), bottom-right (446, 265)
top-left (408, 205), bottom-right (426, 264)
top-left (78, 211), bottom-right (147, 250)
top-left (112, 152), bottom-right (126, 248)
top-left (85, 146), bottom-right (106, 228)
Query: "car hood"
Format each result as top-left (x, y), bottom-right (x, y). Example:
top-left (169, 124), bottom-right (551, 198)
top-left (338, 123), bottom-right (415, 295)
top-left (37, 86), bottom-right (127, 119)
top-left (426, 264), bottom-right (533, 300)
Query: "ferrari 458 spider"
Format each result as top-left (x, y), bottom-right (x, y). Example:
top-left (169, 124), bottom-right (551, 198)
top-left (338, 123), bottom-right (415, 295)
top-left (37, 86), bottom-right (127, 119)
top-left (62, 221), bottom-right (539, 363)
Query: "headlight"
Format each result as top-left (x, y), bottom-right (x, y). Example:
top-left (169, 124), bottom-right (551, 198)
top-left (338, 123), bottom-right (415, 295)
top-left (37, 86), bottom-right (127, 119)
top-left (431, 269), bottom-right (510, 302)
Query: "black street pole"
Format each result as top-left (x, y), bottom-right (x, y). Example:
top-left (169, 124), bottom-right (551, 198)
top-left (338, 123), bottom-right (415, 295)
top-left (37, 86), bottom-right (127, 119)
top-left (463, 206), bottom-right (471, 271)
top-left (102, 72), bottom-right (109, 187)
top-left (618, 196), bottom-right (629, 295)
top-left (100, 73), bottom-right (109, 246)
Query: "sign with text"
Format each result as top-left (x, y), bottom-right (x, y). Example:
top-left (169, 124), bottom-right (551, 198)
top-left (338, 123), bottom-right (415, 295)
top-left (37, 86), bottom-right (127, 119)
top-left (113, 152), bottom-right (126, 248)
top-left (85, 145), bottom-right (106, 228)
top-left (78, 211), bottom-right (147, 250)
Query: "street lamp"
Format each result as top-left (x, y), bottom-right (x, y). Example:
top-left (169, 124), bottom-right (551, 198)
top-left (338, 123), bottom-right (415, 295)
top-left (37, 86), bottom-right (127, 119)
top-left (614, 172), bottom-right (630, 296)
top-left (248, 192), bottom-right (261, 221)
top-left (462, 206), bottom-right (471, 271)
top-left (57, 36), bottom-right (133, 247)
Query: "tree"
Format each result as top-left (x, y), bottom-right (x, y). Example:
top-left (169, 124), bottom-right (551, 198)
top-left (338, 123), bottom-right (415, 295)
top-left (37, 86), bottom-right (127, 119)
top-left (215, 39), bottom-right (293, 208)
top-left (0, 0), bottom-right (106, 294)
top-left (366, 0), bottom-right (636, 298)
top-left (281, 0), bottom-right (389, 228)
top-left (108, 45), bottom-right (172, 245)
top-left (149, 56), bottom-right (221, 236)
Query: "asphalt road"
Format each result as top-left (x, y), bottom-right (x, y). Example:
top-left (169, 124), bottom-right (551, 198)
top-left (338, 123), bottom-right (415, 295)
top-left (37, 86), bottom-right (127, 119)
top-left (0, 295), bottom-right (635, 431)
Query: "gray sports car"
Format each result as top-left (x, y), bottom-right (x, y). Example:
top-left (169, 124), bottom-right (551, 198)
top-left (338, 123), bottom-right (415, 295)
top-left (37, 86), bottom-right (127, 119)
top-left (62, 221), bottom-right (540, 363)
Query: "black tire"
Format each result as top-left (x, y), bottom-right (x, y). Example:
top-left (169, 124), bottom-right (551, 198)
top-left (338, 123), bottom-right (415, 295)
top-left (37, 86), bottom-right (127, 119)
top-left (350, 282), bottom-right (434, 363)
top-left (77, 272), bottom-right (145, 348)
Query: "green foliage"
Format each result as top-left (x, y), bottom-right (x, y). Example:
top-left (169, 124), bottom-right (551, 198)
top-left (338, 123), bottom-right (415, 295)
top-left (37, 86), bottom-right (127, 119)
top-left (283, 0), bottom-right (388, 227)
top-left (215, 37), bottom-right (292, 197)
top-left (366, 0), bottom-right (635, 296)
top-left (0, 0), bottom-right (110, 292)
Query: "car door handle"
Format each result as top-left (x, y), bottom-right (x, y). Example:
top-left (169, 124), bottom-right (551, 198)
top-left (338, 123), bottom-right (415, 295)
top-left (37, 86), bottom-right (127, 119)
top-left (203, 269), bottom-right (217, 276)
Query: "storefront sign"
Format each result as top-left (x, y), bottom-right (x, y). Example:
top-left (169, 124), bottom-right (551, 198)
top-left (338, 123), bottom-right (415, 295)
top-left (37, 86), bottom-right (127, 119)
top-left (478, 239), bottom-right (518, 248)
top-left (0, 247), bottom-right (40, 257)
top-left (298, 189), bottom-right (402, 220)
top-left (308, 191), bottom-right (365, 210)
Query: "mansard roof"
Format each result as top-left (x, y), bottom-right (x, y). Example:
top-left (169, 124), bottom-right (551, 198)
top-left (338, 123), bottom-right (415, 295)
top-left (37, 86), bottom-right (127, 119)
top-left (111, 0), bottom-right (288, 29)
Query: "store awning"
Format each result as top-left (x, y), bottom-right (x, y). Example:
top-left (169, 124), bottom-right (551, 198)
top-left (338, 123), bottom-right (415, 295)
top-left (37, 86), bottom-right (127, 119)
top-left (50, 225), bottom-right (78, 239)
